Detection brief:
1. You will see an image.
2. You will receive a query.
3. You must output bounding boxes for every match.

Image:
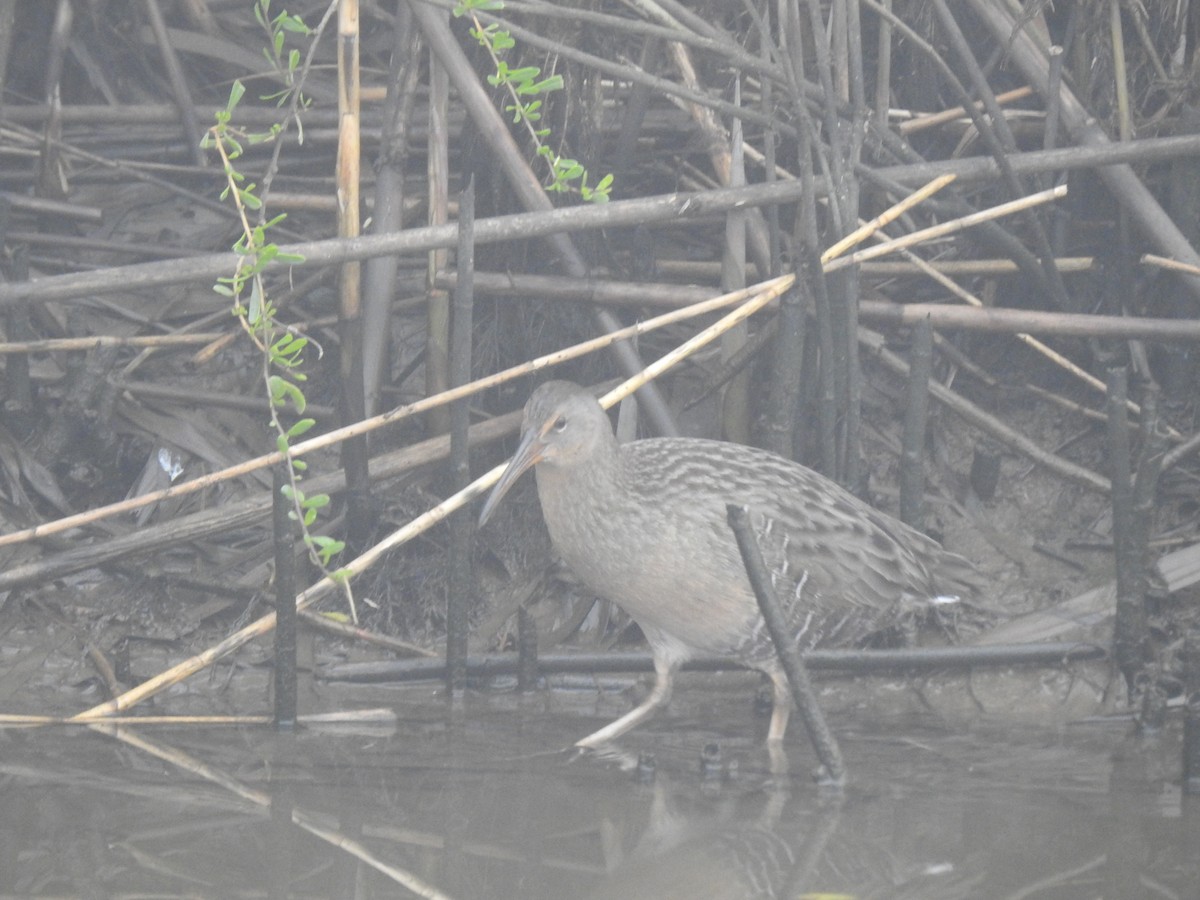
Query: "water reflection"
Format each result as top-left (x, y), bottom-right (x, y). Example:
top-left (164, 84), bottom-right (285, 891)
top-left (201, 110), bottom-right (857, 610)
top-left (0, 695), bottom-right (1196, 898)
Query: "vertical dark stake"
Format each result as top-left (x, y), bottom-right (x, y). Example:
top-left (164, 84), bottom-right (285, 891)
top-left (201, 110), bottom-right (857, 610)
top-left (720, 77), bottom-right (749, 445)
top-left (1183, 628), bottom-right (1200, 795)
top-left (517, 606), bottom-right (538, 692)
top-left (759, 15), bottom-right (781, 279)
top-left (1106, 366), bottom-right (1147, 693)
top-left (1044, 46), bottom-right (1065, 154)
top-left (273, 466), bottom-right (297, 729)
top-left (1132, 386), bottom-right (1166, 732)
top-left (361, 2), bottom-right (415, 417)
top-left (612, 37), bottom-right (657, 174)
top-left (446, 176), bottom-right (475, 693)
top-left (726, 505), bottom-right (846, 785)
top-left (3, 236), bottom-right (34, 415)
top-left (766, 278), bottom-right (804, 459)
top-left (899, 317), bottom-right (933, 527)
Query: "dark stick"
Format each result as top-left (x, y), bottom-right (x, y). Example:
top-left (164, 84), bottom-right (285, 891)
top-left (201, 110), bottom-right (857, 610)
top-left (272, 467), bottom-right (297, 729)
top-left (1044, 46), bottom-right (1065, 155)
top-left (446, 176), bottom-right (476, 693)
top-left (1183, 628), bottom-right (1200, 795)
top-left (900, 316), bottom-right (933, 527)
top-left (1106, 366), bottom-right (1147, 694)
top-left (766, 280), bottom-right (805, 459)
top-left (321, 642), bottom-right (1107, 683)
top-left (142, 0), bottom-right (205, 166)
top-left (1132, 386), bottom-right (1167, 733)
top-left (433, 268), bottom-right (1200, 344)
top-left (721, 78), bottom-right (750, 444)
top-left (1131, 385), bottom-right (1165, 570)
top-left (517, 607), bottom-right (538, 693)
top-left (785, 36), bottom-right (838, 477)
top-left (362, 3), bottom-right (417, 417)
top-left (757, 10), bottom-right (782, 280)
top-left (841, 0), bottom-right (869, 494)
top-left (726, 504), bottom-right (846, 784)
top-left (611, 36), bottom-right (658, 174)
top-left (3, 239), bottom-right (33, 413)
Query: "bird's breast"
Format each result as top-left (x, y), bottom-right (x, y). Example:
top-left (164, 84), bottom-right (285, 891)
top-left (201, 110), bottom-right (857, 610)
top-left (536, 465), bottom-right (761, 657)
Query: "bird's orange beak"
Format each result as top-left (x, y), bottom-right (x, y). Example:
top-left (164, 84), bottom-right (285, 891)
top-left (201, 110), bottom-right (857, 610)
top-left (478, 424), bottom-right (548, 527)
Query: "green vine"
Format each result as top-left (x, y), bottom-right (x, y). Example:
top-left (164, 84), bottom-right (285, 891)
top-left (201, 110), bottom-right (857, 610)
top-left (201, 2), bottom-right (349, 604)
top-left (453, 0), bottom-right (613, 202)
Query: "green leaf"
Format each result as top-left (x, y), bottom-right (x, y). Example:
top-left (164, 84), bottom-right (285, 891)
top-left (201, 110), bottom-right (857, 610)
top-left (272, 333), bottom-right (308, 358)
top-left (281, 14), bottom-right (311, 35)
top-left (247, 279), bottom-right (264, 324)
top-left (505, 66), bottom-right (540, 83)
top-left (225, 81), bottom-right (246, 116)
top-left (287, 419), bottom-right (316, 440)
top-left (268, 375), bottom-right (307, 413)
top-left (583, 173), bottom-right (614, 202)
top-left (531, 75), bottom-right (563, 93)
top-left (310, 535), bottom-right (346, 566)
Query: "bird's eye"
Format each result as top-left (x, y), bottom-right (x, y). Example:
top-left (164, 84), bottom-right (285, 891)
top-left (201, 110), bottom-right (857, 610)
top-left (551, 415), bottom-right (568, 433)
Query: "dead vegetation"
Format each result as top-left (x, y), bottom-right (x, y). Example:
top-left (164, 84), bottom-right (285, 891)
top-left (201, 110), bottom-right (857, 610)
top-left (1, 0), bottom-right (1199, 722)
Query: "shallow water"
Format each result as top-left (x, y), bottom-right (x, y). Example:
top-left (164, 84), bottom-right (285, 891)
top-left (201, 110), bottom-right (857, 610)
top-left (0, 682), bottom-right (1194, 899)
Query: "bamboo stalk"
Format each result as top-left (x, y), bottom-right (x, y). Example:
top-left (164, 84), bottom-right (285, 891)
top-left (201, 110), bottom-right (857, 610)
top-left (0, 709), bottom-right (397, 727)
top-left (825, 185), bottom-right (1068, 272)
top-left (898, 85), bottom-right (1034, 134)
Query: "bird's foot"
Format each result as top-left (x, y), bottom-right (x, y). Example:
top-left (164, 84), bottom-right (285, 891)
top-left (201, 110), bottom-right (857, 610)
top-left (569, 738), bottom-right (639, 771)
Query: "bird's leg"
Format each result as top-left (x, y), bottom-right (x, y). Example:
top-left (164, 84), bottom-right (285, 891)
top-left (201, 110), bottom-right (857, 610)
top-left (575, 654), bottom-right (679, 749)
top-left (767, 669), bottom-right (792, 742)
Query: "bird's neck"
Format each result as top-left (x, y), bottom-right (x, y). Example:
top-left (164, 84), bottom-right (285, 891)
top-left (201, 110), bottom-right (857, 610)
top-left (534, 432), bottom-right (628, 529)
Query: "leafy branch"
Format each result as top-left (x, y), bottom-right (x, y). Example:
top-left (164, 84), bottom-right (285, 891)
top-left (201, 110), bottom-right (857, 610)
top-left (201, 2), bottom-right (350, 608)
top-left (453, 0), bottom-right (613, 202)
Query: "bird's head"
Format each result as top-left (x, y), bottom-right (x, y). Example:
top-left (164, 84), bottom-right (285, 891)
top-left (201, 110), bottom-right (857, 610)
top-left (478, 381), bottom-right (611, 526)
